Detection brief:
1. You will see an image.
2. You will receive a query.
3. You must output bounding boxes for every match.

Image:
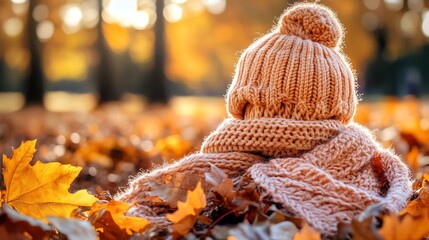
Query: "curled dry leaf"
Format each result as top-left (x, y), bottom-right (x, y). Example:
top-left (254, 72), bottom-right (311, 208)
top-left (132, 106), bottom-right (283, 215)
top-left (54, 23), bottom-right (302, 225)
top-left (148, 172), bottom-right (204, 208)
top-left (89, 200), bottom-right (151, 237)
top-left (401, 173), bottom-right (429, 218)
top-left (401, 188), bottom-right (429, 217)
top-left (166, 181), bottom-right (206, 238)
top-left (412, 173), bottom-right (429, 191)
top-left (2, 140), bottom-right (98, 221)
top-left (205, 163), bottom-right (228, 186)
top-left (205, 164), bottom-right (260, 215)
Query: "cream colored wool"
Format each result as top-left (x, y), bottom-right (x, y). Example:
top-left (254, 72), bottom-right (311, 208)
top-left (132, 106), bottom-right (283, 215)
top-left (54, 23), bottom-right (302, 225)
top-left (116, 3), bottom-right (412, 235)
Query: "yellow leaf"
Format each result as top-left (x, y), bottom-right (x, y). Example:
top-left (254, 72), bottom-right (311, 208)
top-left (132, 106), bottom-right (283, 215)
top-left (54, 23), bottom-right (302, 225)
top-left (166, 181), bottom-right (206, 237)
top-left (2, 140), bottom-right (98, 221)
top-left (90, 200), bottom-right (150, 235)
top-left (293, 223), bottom-right (321, 240)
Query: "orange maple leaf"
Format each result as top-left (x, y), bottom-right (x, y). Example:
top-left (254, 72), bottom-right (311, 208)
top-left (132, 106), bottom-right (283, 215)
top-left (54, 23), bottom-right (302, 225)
top-left (2, 140), bottom-right (98, 221)
top-left (166, 181), bottom-right (206, 237)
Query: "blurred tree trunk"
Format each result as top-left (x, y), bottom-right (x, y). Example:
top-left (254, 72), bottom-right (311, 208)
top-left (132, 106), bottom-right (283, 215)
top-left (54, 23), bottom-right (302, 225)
top-left (96, 0), bottom-right (120, 104)
top-left (24, 0), bottom-right (44, 106)
top-left (146, 0), bottom-right (170, 104)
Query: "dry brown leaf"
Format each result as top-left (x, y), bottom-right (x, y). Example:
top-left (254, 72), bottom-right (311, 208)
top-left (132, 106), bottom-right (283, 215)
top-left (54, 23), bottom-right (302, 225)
top-left (166, 181), bottom-right (206, 237)
top-left (351, 218), bottom-right (381, 240)
top-left (293, 223), bottom-right (321, 240)
top-left (205, 163), bottom-right (228, 186)
top-left (2, 140), bottom-right (98, 221)
top-left (412, 173), bottom-right (429, 191)
top-left (401, 188), bottom-right (429, 217)
top-left (89, 200), bottom-right (150, 236)
top-left (379, 212), bottom-right (429, 240)
top-left (148, 172), bottom-right (203, 208)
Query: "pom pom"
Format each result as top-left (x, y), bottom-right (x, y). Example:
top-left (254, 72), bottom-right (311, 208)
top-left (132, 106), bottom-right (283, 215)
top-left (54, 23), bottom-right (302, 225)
top-left (279, 3), bottom-right (343, 48)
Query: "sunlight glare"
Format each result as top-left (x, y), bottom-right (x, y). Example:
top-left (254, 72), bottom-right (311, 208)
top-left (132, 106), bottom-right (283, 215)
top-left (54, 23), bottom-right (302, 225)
top-left (105, 0), bottom-right (137, 27)
top-left (131, 10), bottom-right (150, 30)
top-left (11, 0), bottom-right (27, 4)
top-left (203, 0), bottom-right (226, 14)
top-left (62, 5), bottom-right (83, 27)
top-left (384, 0), bottom-right (403, 11)
top-left (163, 3), bottom-right (183, 23)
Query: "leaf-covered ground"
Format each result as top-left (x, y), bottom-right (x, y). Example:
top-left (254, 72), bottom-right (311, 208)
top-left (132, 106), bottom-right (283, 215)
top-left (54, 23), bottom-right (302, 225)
top-left (1, 98), bottom-right (429, 239)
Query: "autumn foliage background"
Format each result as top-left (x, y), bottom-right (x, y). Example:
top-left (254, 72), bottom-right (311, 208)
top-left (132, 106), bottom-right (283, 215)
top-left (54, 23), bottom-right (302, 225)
top-left (2, 0), bottom-right (429, 239)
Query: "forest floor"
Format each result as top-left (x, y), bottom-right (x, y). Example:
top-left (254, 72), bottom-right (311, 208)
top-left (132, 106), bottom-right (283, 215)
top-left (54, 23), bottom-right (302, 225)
top-left (1, 97), bottom-right (429, 239)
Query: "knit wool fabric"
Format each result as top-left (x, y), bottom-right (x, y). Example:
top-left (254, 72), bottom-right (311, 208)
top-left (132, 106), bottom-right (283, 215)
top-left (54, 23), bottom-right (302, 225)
top-left (116, 3), bottom-right (412, 235)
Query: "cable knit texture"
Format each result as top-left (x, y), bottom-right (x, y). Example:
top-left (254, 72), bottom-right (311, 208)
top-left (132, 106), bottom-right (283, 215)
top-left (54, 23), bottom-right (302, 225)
top-left (115, 3), bottom-right (412, 236)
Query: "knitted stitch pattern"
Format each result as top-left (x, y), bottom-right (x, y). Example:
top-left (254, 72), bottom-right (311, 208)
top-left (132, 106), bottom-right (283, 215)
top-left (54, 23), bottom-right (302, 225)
top-left (115, 3), bottom-right (412, 235)
top-left (227, 3), bottom-right (356, 123)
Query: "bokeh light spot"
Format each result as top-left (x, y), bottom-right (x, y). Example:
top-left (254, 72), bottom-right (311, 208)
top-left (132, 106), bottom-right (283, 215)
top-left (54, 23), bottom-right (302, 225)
top-left (164, 4), bottom-right (183, 23)
top-left (3, 18), bottom-right (23, 37)
top-left (36, 20), bottom-right (54, 41)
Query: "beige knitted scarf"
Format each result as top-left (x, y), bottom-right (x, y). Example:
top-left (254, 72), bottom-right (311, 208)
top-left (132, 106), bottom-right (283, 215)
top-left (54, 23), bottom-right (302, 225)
top-left (116, 118), bottom-right (411, 235)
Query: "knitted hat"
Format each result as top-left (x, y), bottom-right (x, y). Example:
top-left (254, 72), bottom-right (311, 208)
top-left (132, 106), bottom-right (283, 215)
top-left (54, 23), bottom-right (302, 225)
top-left (226, 3), bottom-right (357, 123)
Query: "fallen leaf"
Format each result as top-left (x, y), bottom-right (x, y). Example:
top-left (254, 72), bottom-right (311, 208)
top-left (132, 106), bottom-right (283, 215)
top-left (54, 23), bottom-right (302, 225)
top-left (2, 140), bottom-right (98, 220)
top-left (401, 188), bottom-right (429, 217)
top-left (205, 163), bottom-right (228, 186)
top-left (206, 165), bottom-right (259, 215)
top-left (215, 178), bottom-right (236, 206)
top-left (407, 146), bottom-right (420, 174)
top-left (89, 209), bottom-right (130, 240)
top-left (155, 135), bottom-right (193, 161)
top-left (351, 217), bottom-right (381, 240)
top-left (148, 172), bottom-right (203, 208)
top-left (0, 202), bottom-right (54, 239)
top-left (166, 181), bottom-right (206, 237)
top-left (48, 216), bottom-right (97, 240)
top-left (293, 223), bottom-right (321, 240)
top-left (89, 200), bottom-right (151, 236)
top-left (411, 173), bottom-right (429, 191)
top-left (379, 212), bottom-right (429, 240)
